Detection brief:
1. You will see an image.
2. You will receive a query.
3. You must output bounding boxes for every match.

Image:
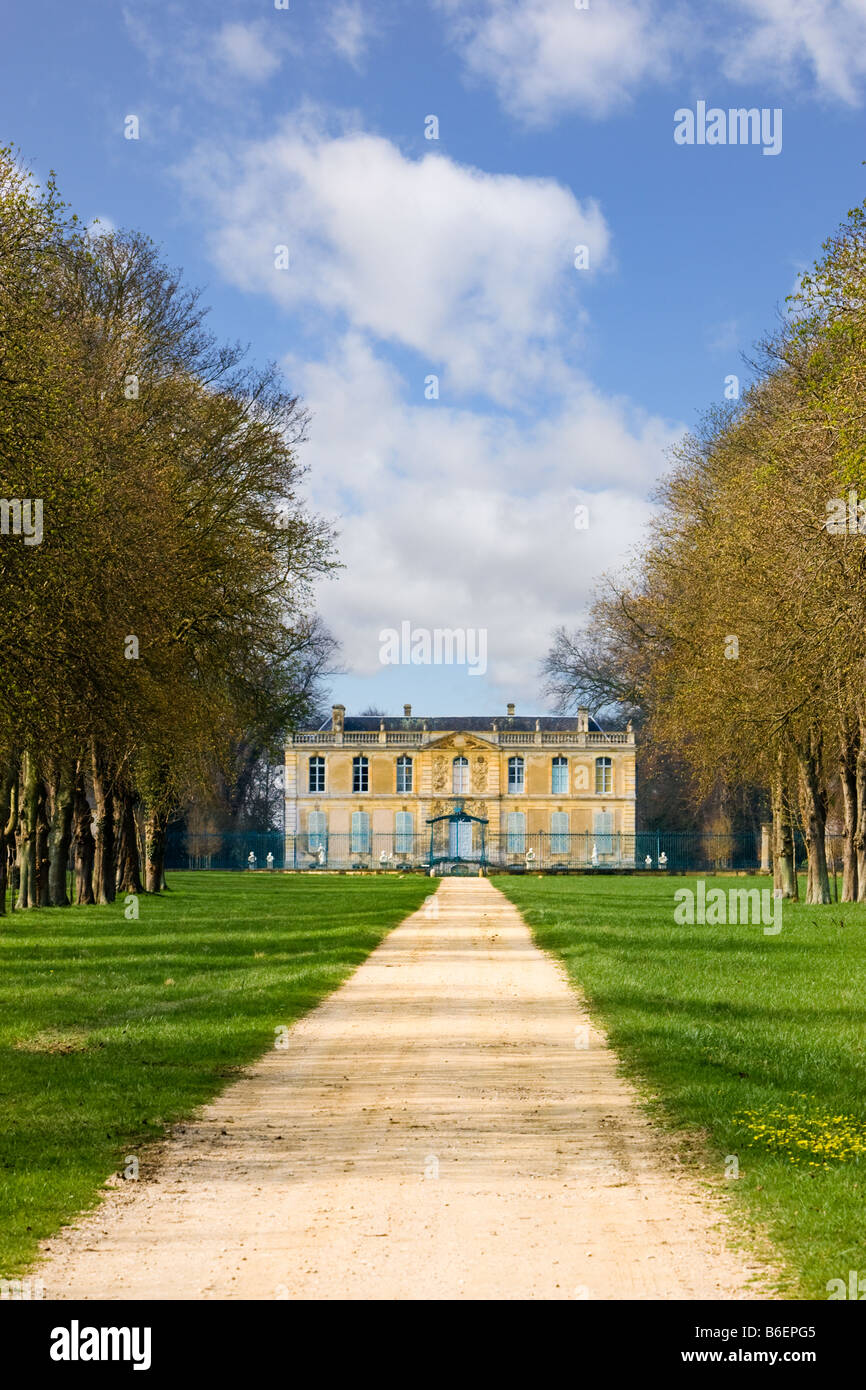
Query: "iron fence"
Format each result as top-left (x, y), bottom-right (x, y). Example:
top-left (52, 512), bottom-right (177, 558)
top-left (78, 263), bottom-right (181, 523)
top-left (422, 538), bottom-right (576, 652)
top-left (161, 828), bottom-right (830, 874)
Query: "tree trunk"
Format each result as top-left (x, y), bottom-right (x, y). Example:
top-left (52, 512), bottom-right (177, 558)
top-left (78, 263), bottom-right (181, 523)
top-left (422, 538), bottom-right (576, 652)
top-left (91, 740), bottom-right (116, 904)
top-left (797, 733), bottom-right (831, 905)
top-left (839, 723), bottom-right (859, 903)
top-left (144, 807), bottom-right (168, 893)
top-left (16, 753), bottom-right (39, 909)
top-left (47, 762), bottom-right (75, 907)
top-left (771, 753), bottom-right (796, 898)
top-left (115, 786), bottom-right (143, 895)
top-left (34, 778), bottom-right (50, 906)
top-left (72, 766), bottom-right (95, 905)
top-left (856, 713), bottom-right (866, 902)
top-left (0, 758), bottom-right (17, 917)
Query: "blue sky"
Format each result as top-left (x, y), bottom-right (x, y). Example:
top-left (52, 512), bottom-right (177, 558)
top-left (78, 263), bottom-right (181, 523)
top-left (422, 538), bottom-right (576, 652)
top-left (4, 0), bottom-right (866, 716)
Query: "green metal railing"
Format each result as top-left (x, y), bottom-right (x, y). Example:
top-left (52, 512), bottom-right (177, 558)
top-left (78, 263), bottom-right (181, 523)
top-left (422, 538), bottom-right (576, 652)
top-left (161, 828), bottom-right (807, 874)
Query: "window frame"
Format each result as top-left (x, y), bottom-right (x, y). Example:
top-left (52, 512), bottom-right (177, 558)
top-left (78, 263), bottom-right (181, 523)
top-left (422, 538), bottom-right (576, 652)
top-left (506, 810), bottom-right (526, 854)
top-left (351, 810), bottom-right (371, 854)
top-left (395, 810), bottom-right (413, 854)
top-left (452, 755), bottom-right (469, 794)
top-left (352, 754), bottom-right (369, 793)
top-left (508, 755), bottom-right (525, 794)
top-left (595, 756), bottom-right (613, 795)
top-left (396, 755), bottom-right (413, 794)
top-left (551, 756), bottom-right (568, 794)
top-left (550, 811), bottom-right (569, 854)
top-left (308, 755), bottom-right (326, 794)
top-left (593, 809), bottom-right (614, 854)
top-left (307, 810), bottom-right (327, 853)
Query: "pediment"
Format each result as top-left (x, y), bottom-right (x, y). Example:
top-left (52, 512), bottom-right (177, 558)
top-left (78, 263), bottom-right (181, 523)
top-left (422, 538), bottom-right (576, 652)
top-left (425, 731), bottom-right (498, 752)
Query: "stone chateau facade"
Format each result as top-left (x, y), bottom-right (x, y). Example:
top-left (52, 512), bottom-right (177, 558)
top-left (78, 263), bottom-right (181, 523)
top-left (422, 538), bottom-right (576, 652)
top-left (284, 703), bottom-right (636, 865)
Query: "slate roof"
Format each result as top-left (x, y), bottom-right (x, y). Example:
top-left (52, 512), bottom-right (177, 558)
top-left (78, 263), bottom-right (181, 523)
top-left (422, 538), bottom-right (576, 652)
top-left (314, 713), bottom-right (604, 733)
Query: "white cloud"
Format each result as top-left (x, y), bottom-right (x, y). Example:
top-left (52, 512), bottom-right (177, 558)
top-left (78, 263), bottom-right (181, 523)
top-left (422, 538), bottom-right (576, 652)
top-left (721, 0), bottom-right (866, 105)
top-left (179, 121), bottom-right (679, 699)
top-left (292, 334), bottom-right (674, 701)
top-left (326, 1), bottom-right (376, 68)
top-left (436, 0), bottom-right (866, 127)
top-left (436, 0), bottom-right (675, 123)
top-left (122, 8), bottom-right (295, 98)
top-left (212, 22), bottom-right (283, 83)
top-left (178, 119), bottom-right (609, 402)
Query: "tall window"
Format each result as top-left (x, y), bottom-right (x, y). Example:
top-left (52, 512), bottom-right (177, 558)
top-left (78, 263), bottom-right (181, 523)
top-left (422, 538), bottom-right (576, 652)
top-left (307, 811), bottom-right (327, 853)
top-left (507, 811), bottom-right (526, 853)
top-left (351, 810), bottom-right (371, 853)
top-left (508, 756), bottom-right (525, 793)
top-left (452, 756), bottom-right (469, 794)
top-left (595, 756), bottom-right (612, 794)
top-left (395, 811), bottom-right (413, 854)
top-left (309, 755), bottom-right (325, 793)
top-left (551, 756), bottom-right (568, 794)
top-left (593, 809), bottom-right (614, 854)
top-left (396, 755), bottom-right (413, 793)
top-left (353, 755), bottom-right (369, 792)
top-left (550, 811), bottom-right (569, 854)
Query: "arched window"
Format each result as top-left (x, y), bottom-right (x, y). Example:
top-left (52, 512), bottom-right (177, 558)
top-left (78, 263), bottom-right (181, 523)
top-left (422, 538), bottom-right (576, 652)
top-left (595, 756), bottom-right (612, 794)
top-left (452, 756), bottom-right (469, 793)
top-left (508, 755), bottom-right (524, 793)
top-left (507, 811), bottom-right (526, 853)
top-left (353, 755), bottom-right (369, 792)
top-left (351, 810), bottom-right (371, 853)
top-left (309, 755), bottom-right (325, 793)
top-left (307, 811), bottom-right (327, 852)
top-left (550, 811), bottom-right (569, 854)
top-left (395, 811), bottom-right (413, 854)
top-left (396, 755), bottom-right (413, 793)
top-left (551, 756), bottom-right (568, 794)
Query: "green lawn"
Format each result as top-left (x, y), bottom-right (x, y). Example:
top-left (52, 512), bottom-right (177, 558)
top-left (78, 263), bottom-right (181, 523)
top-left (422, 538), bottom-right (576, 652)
top-left (497, 872), bottom-right (866, 1299)
top-left (0, 871), bottom-right (430, 1277)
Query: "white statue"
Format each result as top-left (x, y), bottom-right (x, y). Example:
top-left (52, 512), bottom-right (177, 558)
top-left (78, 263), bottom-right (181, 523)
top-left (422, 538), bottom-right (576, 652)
top-left (645, 854), bottom-right (652, 868)
top-left (266, 852), bottom-right (274, 870)
top-left (591, 842), bottom-right (599, 866)
top-left (658, 851), bottom-right (668, 869)
top-left (247, 851), bottom-right (256, 870)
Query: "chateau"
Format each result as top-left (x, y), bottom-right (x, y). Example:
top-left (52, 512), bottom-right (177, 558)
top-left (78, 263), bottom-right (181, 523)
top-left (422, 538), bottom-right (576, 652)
top-left (284, 704), bottom-right (636, 869)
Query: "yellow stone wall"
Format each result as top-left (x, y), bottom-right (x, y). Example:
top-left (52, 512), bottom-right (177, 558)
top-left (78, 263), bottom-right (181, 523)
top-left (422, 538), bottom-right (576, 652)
top-left (285, 727), bottom-right (636, 852)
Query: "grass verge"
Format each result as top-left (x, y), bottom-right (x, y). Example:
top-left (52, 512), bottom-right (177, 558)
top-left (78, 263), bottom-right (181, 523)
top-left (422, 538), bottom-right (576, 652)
top-left (497, 872), bottom-right (866, 1299)
top-left (0, 870), bottom-right (430, 1276)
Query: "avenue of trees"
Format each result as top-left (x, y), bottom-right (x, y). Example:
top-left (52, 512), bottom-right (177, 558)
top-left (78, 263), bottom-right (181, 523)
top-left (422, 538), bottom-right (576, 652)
top-left (546, 195), bottom-right (866, 905)
top-left (0, 149), bottom-right (335, 910)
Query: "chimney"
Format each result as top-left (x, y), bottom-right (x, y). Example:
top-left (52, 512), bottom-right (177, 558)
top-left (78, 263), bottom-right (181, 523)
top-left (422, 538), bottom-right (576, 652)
top-left (506, 702), bottom-right (515, 718)
top-left (577, 706), bottom-right (589, 733)
top-left (403, 703), bottom-right (412, 718)
top-left (332, 703), bottom-right (345, 734)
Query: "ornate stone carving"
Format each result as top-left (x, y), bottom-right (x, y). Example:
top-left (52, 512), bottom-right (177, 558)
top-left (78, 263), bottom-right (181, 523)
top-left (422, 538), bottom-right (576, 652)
top-left (432, 755), bottom-right (447, 793)
top-left (471, 755), bottom-right (487, 793)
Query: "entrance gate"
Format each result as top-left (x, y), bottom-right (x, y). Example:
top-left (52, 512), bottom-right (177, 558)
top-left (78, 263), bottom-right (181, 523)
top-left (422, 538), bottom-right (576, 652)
top-left (427, 802), bottom-right (488, 873)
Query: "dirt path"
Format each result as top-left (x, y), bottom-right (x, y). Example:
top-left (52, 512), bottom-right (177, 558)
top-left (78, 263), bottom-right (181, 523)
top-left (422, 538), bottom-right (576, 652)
top-left (37, 877), bottom-right (772, 1300)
